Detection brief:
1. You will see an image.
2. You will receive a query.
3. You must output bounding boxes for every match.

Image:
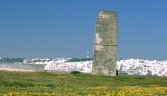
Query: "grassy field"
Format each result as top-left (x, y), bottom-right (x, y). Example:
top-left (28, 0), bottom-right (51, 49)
top-left (0, 70), bottom-right (167, 95)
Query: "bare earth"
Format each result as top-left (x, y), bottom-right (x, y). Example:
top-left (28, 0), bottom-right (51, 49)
top-left (0, 67), bottom-right (35, 72)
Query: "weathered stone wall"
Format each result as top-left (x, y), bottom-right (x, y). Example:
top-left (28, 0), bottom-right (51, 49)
top-left (92, 10), bottom-right (118, 76)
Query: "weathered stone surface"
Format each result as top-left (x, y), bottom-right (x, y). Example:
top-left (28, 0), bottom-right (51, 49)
top-left (92, 10), bottom-right (118, 76)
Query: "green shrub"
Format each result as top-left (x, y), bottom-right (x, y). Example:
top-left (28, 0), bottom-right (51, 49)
top-left (70, 71), bottom-right (82, 74)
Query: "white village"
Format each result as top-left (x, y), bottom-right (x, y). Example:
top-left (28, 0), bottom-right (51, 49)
top-left (36, 58), bottom-right (167, 76)
top-left (1, 57), bottom-right (167, 76)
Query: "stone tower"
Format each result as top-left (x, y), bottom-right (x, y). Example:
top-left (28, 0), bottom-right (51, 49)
top-left (92, 10), bottom-right (118, 76)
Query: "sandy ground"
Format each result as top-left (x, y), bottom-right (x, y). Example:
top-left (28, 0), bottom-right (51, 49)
top-left (0, 67), bottom-right (35, 72)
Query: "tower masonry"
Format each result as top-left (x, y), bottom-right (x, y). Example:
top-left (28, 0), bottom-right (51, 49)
top-left (92, 10), bottom-right (118, 76)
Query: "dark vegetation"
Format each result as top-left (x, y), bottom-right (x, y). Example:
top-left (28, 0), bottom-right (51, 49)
top-left (67, 58), bottom-right (92, 62)
top-left (70, 71), bottom-right (82, 74)
top-left (0, 58), bottom-right (24, 63)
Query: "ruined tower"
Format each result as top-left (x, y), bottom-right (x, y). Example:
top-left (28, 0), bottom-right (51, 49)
top-left (92, 10), bottom-right (118, 76)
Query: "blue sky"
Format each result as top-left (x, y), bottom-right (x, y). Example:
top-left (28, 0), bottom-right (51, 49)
top-left (0, 0), bottom-right (167, 60)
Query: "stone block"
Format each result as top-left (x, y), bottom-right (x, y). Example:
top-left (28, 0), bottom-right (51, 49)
top-left (92, 10), bottom-right (118, 76)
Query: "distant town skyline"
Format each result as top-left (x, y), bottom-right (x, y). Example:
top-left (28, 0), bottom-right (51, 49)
top-left (0, 0), bottom-right (167, 60)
